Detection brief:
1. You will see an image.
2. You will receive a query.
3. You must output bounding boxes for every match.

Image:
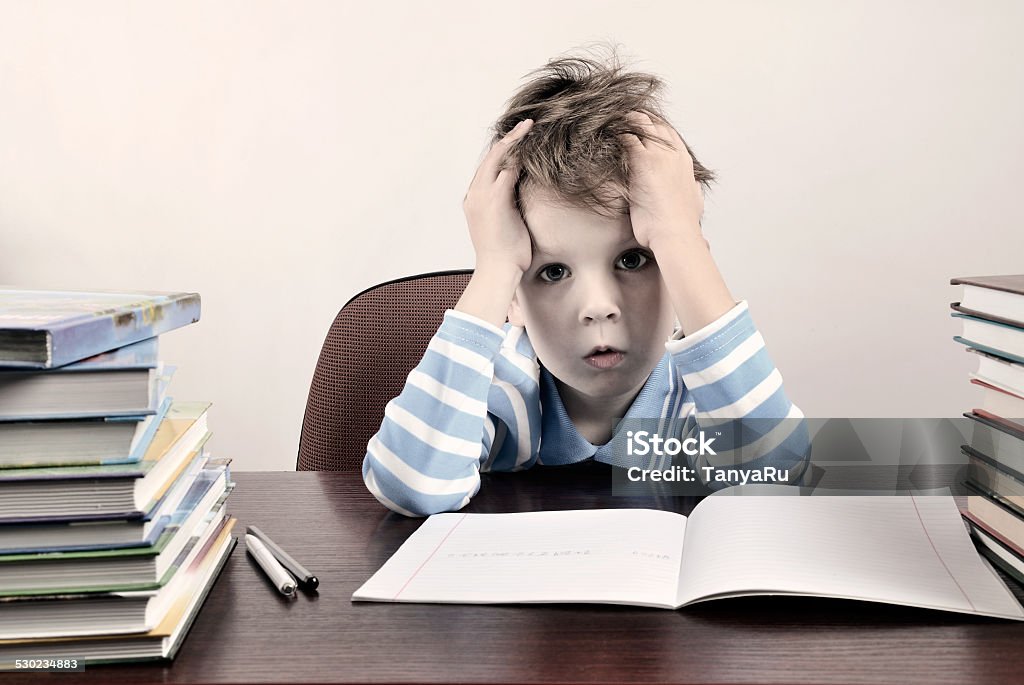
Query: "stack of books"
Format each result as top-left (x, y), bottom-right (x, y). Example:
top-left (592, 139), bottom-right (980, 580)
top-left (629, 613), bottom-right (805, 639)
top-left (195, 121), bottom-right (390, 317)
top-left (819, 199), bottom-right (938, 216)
top-left (0, 289), bottom-right (237, 666)
top-left (950, 275), bottom-right (1024, 587)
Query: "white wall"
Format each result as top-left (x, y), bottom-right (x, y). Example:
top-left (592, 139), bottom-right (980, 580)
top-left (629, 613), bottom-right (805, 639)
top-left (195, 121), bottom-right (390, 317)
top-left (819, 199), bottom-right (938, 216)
top-left (1, 1), bottom-right (1021, 470)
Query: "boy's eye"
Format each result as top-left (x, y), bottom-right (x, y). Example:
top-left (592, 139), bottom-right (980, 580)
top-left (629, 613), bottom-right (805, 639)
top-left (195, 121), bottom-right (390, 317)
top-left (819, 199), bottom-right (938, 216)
top-left (616, 250), bottom-right (650, 271)
top-left (539, 264), bottom-right (569, 282)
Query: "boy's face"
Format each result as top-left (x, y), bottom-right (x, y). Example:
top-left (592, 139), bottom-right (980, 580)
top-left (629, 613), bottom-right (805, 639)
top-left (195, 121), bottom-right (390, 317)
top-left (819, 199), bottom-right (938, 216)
top-left (509, 191), bottom-right (677, 405)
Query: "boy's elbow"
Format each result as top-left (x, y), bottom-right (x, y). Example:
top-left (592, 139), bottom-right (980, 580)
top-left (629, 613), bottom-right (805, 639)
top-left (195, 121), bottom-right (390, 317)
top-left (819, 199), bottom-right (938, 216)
top-left (361, 452), bottom-right (478, 517)
top-left (370, 486), bottom-right (474, 518)
top-left (402, 492), bottom-right (473, 517)
top-left (362, 454), bottom-right (419, 517)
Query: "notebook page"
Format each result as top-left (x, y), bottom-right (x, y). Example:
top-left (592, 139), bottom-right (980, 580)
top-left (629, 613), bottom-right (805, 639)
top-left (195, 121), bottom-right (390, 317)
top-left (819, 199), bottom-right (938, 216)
top-left (676, 495), bottom-right (1024, 619)
top-left (353, 509), bottom-right (687, 607)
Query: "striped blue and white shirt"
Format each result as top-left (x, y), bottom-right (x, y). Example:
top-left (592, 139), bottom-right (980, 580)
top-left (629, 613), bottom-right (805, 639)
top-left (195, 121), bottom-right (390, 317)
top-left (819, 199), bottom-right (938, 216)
top-left (362, 301), bottom-right (809, 516)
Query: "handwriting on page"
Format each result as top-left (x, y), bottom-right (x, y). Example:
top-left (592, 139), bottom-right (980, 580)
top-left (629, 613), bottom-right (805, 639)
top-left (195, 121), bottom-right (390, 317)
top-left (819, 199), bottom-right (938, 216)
top-left (447, 550), bottom-right (592, 558)
top-left (445, 549), bottom-right (672, 559)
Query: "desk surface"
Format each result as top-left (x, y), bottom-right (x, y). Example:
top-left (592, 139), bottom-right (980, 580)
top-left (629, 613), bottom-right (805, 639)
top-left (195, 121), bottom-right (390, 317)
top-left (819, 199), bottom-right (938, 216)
top-left (11, 464), bottom-right (1024, 685)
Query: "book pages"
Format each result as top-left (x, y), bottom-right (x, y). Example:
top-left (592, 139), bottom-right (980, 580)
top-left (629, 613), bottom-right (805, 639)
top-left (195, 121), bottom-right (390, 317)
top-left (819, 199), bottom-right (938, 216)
top-left (353, 509), bottom-right (687, 608)
top-left (676, 495), bottom-right (1024, 619)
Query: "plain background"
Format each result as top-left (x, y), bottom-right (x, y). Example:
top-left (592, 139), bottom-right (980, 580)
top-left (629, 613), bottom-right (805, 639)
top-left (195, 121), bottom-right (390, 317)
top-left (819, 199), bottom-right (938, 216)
top-left (1, 1), bottom-right (1022, 470)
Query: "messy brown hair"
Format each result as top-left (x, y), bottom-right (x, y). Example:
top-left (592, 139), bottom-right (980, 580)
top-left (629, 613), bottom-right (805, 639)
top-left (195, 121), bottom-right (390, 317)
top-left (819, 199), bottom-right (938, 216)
top-left (493, 46), bottom-right (715, 218)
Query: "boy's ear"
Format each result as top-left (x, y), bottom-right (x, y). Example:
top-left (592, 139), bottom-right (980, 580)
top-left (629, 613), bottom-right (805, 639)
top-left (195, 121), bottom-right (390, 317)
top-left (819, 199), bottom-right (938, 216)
top-left (507, 291), bottom-right (525, 327)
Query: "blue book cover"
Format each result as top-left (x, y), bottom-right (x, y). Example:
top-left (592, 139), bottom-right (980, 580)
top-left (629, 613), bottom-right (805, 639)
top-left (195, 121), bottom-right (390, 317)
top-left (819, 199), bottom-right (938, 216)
top-left (0, 289), bottom-right (200, 369)
top-left (954, 337), bottom-right (1024, 365)
top-left (51, 337), bottom-right (159, 371)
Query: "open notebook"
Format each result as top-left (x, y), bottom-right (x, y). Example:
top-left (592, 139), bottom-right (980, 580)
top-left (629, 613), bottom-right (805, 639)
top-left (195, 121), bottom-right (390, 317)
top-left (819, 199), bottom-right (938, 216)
top-left (353, 493), bottom-right (1024, 620)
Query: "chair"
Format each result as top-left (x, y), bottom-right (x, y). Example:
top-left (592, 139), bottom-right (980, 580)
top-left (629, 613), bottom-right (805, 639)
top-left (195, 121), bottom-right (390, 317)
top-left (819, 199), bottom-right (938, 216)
top-left (297, 269), bottom-right (474, 471)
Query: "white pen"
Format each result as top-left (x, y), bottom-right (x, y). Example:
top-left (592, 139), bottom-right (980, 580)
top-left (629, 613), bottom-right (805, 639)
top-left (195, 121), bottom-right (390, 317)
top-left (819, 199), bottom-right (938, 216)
top-left (246, 533), bottom-right (296, 597)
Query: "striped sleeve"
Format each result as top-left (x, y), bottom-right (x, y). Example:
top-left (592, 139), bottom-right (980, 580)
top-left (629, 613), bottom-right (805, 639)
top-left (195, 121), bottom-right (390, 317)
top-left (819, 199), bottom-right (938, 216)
top-left (481, 326), bottom-right (542, 473)
top-left (666, 301), bottom-right (810, 489)
top-left (361, 310), bottom-right (540, 517)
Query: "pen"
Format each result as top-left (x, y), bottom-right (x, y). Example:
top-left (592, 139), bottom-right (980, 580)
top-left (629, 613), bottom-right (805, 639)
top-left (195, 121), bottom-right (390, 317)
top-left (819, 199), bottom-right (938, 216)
top-left (245, 534), bottom-right (296, 597)
top-left (247, 525), bottom-right (320, 591)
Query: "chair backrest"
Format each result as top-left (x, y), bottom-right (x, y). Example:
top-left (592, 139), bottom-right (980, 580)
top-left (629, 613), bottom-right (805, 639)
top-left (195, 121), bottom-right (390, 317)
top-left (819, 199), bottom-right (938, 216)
top-left (297, 270), bottom-right (474, 471)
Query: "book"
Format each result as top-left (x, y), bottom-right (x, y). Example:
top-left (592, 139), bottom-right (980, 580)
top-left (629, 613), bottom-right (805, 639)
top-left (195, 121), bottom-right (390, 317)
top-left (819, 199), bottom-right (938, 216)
top-left (0, 336), bottom-right (159, 372)
top-left (966, 485), bottom-right (1024, 548)
top-left (0, 401), bottom-right (210, 522)
top-left (0, 512), bottom-right (233, 639)
top-left (965, 514), bottom-right (1024, 584)
top-left (964, 446), bottom-right (1024, 509)
top-left (973, 408), bottom-right (1024, 436)
top-left (0, 452), bottom-right (213, 554)
top-left (0, 519), bottom-right (236, 666)
top-left (969, 347), bottom-right (1024, 397)
top-left (951, 275), bottom-right (1024, 329)
top-left (0, 361), bottom-right (171, 421)
top-left (0, 471), bottom-right (229, 596)
top-left (353, 491), bottom-right (1024, 620)
top-left (952, 313), bottom-right (1024, 364)
top-left (965, 411), bottom-right (1024, 476)
top-left (971, 378), bottom-right (1024, 422)
top-left (0, 397), bottom-right (171, 469)
top-left (0, 288), bottom-right (200, 369)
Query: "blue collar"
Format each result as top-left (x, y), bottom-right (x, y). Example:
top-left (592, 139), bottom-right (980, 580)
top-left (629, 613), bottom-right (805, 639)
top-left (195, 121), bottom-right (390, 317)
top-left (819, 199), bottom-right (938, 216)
top-left (538, 352), bottom-right (673, 467)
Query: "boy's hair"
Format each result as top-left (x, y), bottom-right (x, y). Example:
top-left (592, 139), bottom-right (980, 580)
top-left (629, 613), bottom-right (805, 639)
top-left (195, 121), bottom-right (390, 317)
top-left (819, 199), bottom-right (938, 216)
top-left (493, 48), bottom-right (715, 219)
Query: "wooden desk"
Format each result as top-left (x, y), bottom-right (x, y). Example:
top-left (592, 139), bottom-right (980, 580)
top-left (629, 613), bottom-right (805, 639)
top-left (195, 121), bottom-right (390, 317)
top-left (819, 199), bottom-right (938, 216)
top-left (11, 464), bottom-right (1024, 685)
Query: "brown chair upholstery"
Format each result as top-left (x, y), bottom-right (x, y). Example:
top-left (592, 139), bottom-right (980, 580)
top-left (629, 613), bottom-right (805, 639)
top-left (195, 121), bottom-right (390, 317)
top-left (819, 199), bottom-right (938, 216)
top-left (297, 270), bottom-right (474, 471)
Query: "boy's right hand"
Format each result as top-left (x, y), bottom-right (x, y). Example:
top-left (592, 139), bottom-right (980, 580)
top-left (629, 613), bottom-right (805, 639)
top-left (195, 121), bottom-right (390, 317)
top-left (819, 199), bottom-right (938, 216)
top-left (462, 119), bottom-right (535, 276)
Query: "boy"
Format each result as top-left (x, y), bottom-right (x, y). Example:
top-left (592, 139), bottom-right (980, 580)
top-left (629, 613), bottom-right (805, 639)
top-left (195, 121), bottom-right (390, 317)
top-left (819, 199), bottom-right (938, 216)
top-left (362, 53), bottom-right (809, 516)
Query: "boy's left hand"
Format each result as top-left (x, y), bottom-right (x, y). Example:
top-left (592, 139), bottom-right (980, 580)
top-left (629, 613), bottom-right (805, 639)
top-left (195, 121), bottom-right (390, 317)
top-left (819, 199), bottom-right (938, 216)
top-left (619, 112), bottom-right (705, 251)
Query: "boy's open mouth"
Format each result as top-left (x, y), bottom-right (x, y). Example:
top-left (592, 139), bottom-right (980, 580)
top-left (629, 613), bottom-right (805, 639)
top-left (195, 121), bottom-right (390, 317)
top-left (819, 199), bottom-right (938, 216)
top-left (583, 346), bottom-right (625, 369)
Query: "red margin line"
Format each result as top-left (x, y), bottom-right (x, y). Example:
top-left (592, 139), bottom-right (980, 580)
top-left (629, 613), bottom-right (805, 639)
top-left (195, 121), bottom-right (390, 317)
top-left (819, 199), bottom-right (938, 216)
top-left (393, 514), bottom-right (468, 601)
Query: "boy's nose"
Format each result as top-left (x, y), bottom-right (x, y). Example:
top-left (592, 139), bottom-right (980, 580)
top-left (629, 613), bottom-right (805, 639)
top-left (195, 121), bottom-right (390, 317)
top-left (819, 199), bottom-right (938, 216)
top-left (578, 289), bottom-right (622, 324)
